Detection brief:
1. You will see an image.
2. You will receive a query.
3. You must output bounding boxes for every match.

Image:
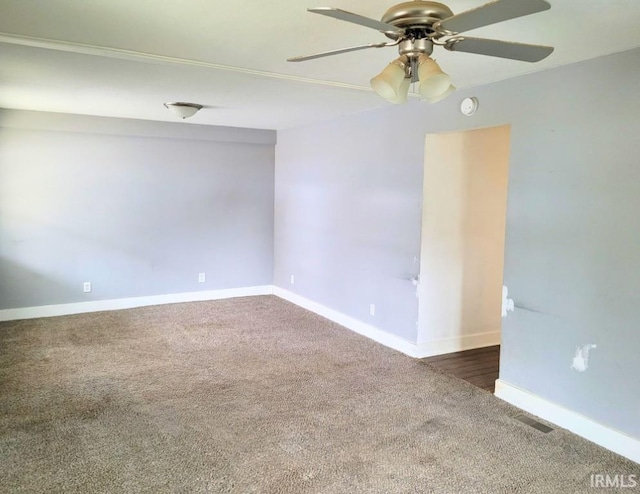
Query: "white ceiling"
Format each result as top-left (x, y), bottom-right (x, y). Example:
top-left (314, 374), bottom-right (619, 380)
top-left (1, 0), bottom-right (640, 130)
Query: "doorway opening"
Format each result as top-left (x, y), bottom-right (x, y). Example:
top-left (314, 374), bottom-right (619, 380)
top-left (417, 124), bottom-right (511, 392)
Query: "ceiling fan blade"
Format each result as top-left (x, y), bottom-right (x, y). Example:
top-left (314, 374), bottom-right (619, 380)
top-left (445, 37), bottom-right (554, 62)
top-left (436, 0), bottom-right (551, 34)
top-left (308, 7), bottom-right (404, 35)
top-left (287, 42), bottom-right (390, 62)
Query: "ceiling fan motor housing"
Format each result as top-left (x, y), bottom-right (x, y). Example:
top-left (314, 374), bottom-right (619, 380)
top-left (398, 38), bottom-right (434, 58)
top-left (381, 1), bottom-right (454, 39)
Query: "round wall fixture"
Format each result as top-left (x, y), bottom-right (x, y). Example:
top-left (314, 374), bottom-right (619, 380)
top-left (460, 97), bottom-right (478, 116)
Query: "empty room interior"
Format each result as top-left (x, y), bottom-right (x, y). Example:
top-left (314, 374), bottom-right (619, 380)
top-left (1, 0), bottom-right (639, 492)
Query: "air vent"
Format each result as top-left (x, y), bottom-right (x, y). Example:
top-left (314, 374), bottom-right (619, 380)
top-left (513, 414), bottom-right (554, 433)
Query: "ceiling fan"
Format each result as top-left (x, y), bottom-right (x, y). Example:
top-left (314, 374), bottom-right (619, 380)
top-left (288, 0), bottom-right (554, 104)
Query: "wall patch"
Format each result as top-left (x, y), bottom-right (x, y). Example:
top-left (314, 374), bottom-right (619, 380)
top-left (571, 344), bottom-right (597, 372)
top-left (502, 286), bottom-right (515, 317)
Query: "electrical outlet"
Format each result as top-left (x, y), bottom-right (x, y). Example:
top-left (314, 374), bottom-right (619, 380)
top-left (290, 275), bottom-right (295, 285)
top-left (198, 272), bottom-right (206, 283)
top-left (369, 304), bottom-right (376, 317)
top-left (83, 281), bottom-right (92, 293)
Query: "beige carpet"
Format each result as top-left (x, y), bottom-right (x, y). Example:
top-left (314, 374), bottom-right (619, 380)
top-left (0, 295), bottom-right (636, 493)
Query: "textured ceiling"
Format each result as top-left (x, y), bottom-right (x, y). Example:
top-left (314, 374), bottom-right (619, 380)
top-left (1, 0), bottom-right (640, 129)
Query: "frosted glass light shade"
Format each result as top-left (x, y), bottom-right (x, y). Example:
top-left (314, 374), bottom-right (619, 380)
top-left (371, 61), bottom-right (408, 103)
top-left (392, 77), bottom-right (411, 104)
top-left (418, 56), bottom-right (451, 99)
top-left (424, 84), bottom-right (456, 104)
top-left (164, 102), bottom-right (203, 119)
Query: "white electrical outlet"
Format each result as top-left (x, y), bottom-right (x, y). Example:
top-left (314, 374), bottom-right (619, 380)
top-left (290, 275), bottom-right (295, 285)
top-left (198, 272), bottom-right (206, 283)
top-left (370, 304), bottom-right (376, 317)
top-left (83, 281), bottom-right (92, 293)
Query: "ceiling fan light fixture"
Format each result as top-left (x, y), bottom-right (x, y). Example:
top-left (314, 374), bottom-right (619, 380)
top-left (370, 58), bottom-right (409, 103)
top-left (163, 102), bottom-right (203, 119)
top-left (417, 55), bottom-right (451, 99)
top-left (391, 77), bottom-right (411, 105)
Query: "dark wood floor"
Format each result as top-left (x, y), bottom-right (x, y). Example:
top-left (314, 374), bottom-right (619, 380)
top-left (421, 345), bottom-right (500, 393)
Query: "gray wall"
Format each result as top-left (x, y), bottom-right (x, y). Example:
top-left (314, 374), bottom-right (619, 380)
top-left (275, 112), bottom-right (423, 341)
top-left (0, 110), bottom-right (276, 309)
top-left (275, 48), bottom-right (640, 439)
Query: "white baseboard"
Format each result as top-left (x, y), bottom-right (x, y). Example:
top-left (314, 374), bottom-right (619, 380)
top-left (3, 285), bottom-right (499, 359)
top-left (272, 287), bottom-right (424, 358)
top-left (273, 287), bottom-right (500, 359)
top-left (495, 379), bottom-right (640, 465)
top-left (417, 330), bottom-right (501, 358)
top-left (0, 285), bottom-right (274, 322)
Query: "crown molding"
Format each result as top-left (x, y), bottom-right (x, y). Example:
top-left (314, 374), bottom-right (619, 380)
top-left (0, 32), bottom-right (378, 93)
